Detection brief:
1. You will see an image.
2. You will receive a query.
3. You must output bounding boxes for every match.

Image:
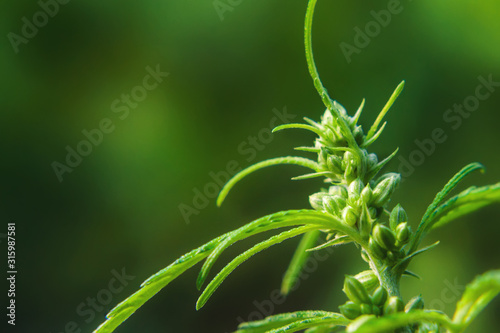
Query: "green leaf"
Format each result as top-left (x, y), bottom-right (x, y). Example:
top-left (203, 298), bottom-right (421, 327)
top-left (306, 235), bottom-right (352, 252)
top-left (281, 230), bottom-right (321, 295)
top-left (395, 241), bottom-right (440, 270)
top-left (303, 0), bottom-right (357, 148)
top-left (93, 233), bottom-right (229, 333)
top-left (350, 99), bottom-right (365, 127)
top-left (409, 162), bottom-right (485, 253)
top-left (430, 183), bottom-right (500, 230)
top-left (365, 81), bottom-right (405, 142)
top-left (216, 157), bottom-right (319, 207)
top-left (272, 123), bottom-right (324, 137)
top-left (453, 270), bottom-right (500, 332)
top-left (197, 226), bottom-right (317, 309)
top-left (196, 210), bottom-right (357, 290)
top-left (236, 311), bottom-right (345, 333)
top-left (364, 148), bottom-right (399, 182)
top-left (304, 325), bottom-right (338, 333)
top-left (292, 171), bottom-right (335, 180)
top-left (268, 314), bottom-right (348, 333)
top-left (346, 310), bottom-right (458, 333)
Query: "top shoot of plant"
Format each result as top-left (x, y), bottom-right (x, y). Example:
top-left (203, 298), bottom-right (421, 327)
top-left (93, 1), bottom-right (500, 332)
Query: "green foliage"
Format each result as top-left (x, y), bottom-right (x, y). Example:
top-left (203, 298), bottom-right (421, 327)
top-left (93, 1), bottom-right (499, 332)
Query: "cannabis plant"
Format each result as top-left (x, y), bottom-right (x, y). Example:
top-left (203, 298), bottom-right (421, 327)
top-left (94, 1), bottom-right (500, 332)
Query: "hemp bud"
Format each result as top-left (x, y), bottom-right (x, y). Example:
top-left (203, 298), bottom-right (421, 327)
top-left (361, 184), bottom-right (373, 204)
top-left (309, 192), bottom-right (327, 211)
top-left (371, 173), bottom-right (401, 207)
top-left (369, 237), bottom-right (387, 260)
top-left (373, 224), bottom-right (397, 251)
top-left (348, 179), bottom-right (363, 202)
top-left (327, 155), bottom-right (343, 174)
top-left (371, 286), bottom-right (388, 306)
top-left (339, 301), bottom-right (361, 320)
top-left (329, 185), bottom-right (348, 198)
top-left (342, 206), bottom-right (358, 226)
top-left (389, 204), bottom-right (407, 230)
top-left (383, 296), bottom-right (404, 315)
top-left (396, 222), bottom-right (410, 245)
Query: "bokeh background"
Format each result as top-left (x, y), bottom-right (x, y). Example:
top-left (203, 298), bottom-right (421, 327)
top-left (1, 0), bottom-right (499, 332)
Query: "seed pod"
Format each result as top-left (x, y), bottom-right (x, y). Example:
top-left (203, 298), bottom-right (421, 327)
top-left (368, 237), bottom-right (387, 259)
top-left (390, 204), bottom-right (407, 230)
top-left (371, 286), bottom-right (388, 306)
top-left (342, 151), bottom-right (355, 168)
top-left (368, 207), bottom-right (379, 219)
top-left (353, 125), bottom-right (364, 145)
top-left (343, 275), bottom-right (371, 304)
top-left (361, 303), bottom-right (372, 315)
top-left (354, 270), bottom-right (379, 294)
top-left (361, 184), bottom-right (373, 204)
top-left (327, 155), bottom-right (343, 174)
top-left (329, 185), bottom-right (348, 198)
top-left (339, 301), bottom-right (361, 320)
top-left (348, 179), bottom-right (363, 202)
top-left (396, 222), bottom-right (410, 245)
top-left (322, 196), bottom-right (339, 216)
top-left (367, 153), bottom-right (378, 169)
top-left (332, 195), bottom-right (347, 211)
top-left (358, 205), bottom-right (371, 238)
top-left (342, 206), bottom-right (358, 226)
top-left (344, 164), bottom-right (356, 182)
top-left (309, 192), bottom-right (327, 211)
top-left (405, 295), bottom-right (424, 313)
top-left (383, 296), bottom-right (404, 315)
top-left (371, 173), bottom-right (401, 207)
top-left (373, 224), bottom-right (397, 251)
top-left (324, 127), bottom-right (337, 143)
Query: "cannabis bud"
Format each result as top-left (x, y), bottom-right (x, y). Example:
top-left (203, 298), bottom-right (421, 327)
top-left (372, 224), bottom-right (397, 251)
top-left (371, 173), bottom-right (401, 207)
top-left (343, 275), bottom-right (371, 304)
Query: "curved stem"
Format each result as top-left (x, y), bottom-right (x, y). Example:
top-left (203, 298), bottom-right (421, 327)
top-left (216, 156), bottom-right (319, 206)
top-left (304, 0), bottom-right (358, 150)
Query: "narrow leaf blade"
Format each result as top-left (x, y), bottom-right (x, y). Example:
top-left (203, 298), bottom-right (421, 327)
top-left (409, 162), bottom-right (485, 253)
top-left (197, 226), bottom-right (317, 309)
top-left (216, 157), bottom-right (319, 207)
top-left (281, 230), bottom-right (321, 295)
top-left (453, 270), bottom-right (500, 331)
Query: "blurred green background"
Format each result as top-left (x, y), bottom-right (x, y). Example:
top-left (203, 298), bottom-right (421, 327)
top-left (1, 0), bottom-right (499, 332)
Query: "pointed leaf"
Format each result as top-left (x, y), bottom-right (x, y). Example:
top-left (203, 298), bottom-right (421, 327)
top-left (281, 230), bottom-right (321, 295)
top-left (93, 233), bottom-right (229, 333)
top-left (216, 157), bottom-right (319, 207)
top-left (272, 123), bottom-right (324, 137)
top-left (306, 235), bottom-right (352, 252)
top-left (453, 270), bottom-right (500, 332)
top-left (364, 148), bottom-right (399, 182)
top-left (197, 210), bottom-right (355, 290)
top-left (236, 311), bottom-right (344, 333)
top-left (351, 99), bottom-right (365, 127)
top-left (409, 162), bottom-right (485, 253)
top-left (365, 81), bottom-right (405, 141)
top-left (197, 226), bottom-right (317, 309)
top-left (430, 183), bottom-right (500, 230)
top-left (268, 314), bottom-right (349, 333)
top-left (346, 310), bottom-right (457, 333)
top-left (292, 171), bottom-right (334, 180)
